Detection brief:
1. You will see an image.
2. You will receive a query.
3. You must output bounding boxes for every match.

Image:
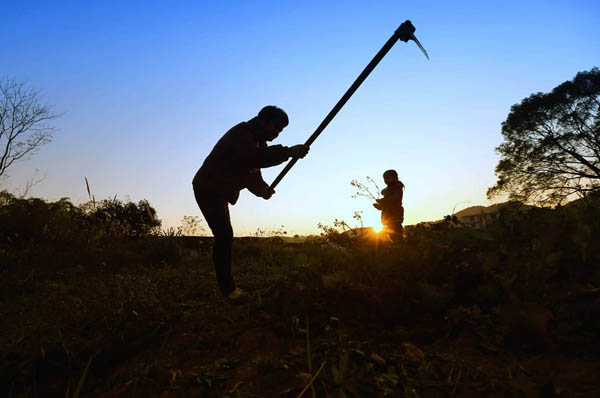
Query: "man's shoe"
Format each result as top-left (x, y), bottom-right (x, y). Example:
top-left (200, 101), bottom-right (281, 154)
top-left (225, 288), bottom-right (251, 303)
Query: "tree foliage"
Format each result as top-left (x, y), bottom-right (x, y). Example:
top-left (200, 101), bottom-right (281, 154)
top-left (82, 197), bottom-right (162, 238)
top-left (0, 79), bottom-right (58, 178)
top-left (488, 68), bottom-right (600, 205)
top-left (0, 191), bottom-right (161, 243)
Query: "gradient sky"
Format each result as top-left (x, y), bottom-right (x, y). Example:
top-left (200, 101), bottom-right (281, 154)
top-left (2, 1), bottom-right (599, 236)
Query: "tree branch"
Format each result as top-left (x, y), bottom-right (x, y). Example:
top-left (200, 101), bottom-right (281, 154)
top-left (0, 79), bottom-right (57, 177)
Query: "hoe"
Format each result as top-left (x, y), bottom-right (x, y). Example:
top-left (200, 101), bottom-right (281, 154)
top-left (270, 20), bottom-right (429, 190)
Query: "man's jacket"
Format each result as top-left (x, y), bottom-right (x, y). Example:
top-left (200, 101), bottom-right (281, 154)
top-left (193, 119), bottom-right (291, 204)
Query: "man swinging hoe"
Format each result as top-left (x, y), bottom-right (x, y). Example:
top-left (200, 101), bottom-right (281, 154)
top-left (193, 20), bottom-right (428, 302)
top-left (193, 106), bottom-right (309, 301)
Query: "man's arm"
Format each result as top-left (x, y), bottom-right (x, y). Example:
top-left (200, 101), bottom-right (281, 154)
top-left (230, 129), bottom-right (309, 169)
top-left (231, 131), bottom-right (290, 168)
top-left (246, 169), bottom-right (273, 199)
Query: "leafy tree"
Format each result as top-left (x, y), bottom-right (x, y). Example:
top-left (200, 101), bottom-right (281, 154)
top-left (0, 192), bottom-right (161, 243)
top-left (488, 68), bottom-right (600, 205)
top-left (0, 79), bottom-right (58, 178)
top-left (83, 198), bottom-right (161, 238)
top-left (0, 191), bottom-right (84, 242)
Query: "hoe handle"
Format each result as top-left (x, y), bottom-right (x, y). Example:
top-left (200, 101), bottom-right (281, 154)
top-left (269, 20), bottom-right (416, 190)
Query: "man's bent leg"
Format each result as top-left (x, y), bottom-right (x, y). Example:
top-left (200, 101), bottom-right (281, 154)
top-left (194, 189), bottom-right (235, 296)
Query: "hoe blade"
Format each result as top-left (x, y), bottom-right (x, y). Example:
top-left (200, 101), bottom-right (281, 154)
top-left (411, 33), bottom-right (429, 60)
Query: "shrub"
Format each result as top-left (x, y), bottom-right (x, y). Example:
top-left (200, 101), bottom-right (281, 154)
top-left (0, 192), bottom-right (161, 246)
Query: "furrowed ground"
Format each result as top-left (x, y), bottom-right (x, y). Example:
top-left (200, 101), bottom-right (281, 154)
top-left (1, 197), bottom-right (600, 397)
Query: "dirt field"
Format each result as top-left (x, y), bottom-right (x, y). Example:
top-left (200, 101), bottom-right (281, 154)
top-left (2, 233), bottom-right (600, 397)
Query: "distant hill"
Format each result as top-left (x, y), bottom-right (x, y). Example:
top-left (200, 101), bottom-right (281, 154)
top-left (564, 190), bottom-right (600, 208)
top-left (453, 201), bottom-right (533, 218)
top-left (453, 201), bottom-right (533, 228)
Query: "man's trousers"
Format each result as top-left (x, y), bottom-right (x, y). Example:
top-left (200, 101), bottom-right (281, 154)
top-left (193, 188), bottom-right (235, 296)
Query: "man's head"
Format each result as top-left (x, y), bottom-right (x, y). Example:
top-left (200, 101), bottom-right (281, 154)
top-left (383, 169), bottom-right (399, 185)
top-left (256, 105), bottom-right (288, 141)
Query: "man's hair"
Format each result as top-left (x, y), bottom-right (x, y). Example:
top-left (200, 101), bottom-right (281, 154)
top-left (383, 169), bottom-right (398, 179)
top-left (258, 105), bottom-right (289, 127)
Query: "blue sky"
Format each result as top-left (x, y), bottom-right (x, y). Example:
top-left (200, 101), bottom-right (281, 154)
top-left (2, 1), bottom-right (599, 235)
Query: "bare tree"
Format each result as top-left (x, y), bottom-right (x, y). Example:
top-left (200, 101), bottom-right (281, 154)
top-left (0, 79), bottom-right (58, 178)
top-left (15, 169), bottom-right (47, 198)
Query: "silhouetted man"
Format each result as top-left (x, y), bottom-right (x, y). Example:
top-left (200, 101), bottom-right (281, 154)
top-left (193, 106), bottom-right (309, 301)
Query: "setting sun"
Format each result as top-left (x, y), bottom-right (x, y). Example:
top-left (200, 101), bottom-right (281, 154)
top-left (372, 220), bottom-right (385, 234)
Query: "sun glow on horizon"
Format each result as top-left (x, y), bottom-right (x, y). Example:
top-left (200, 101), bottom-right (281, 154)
top-left (372, 220), bottom-right (384, 234)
